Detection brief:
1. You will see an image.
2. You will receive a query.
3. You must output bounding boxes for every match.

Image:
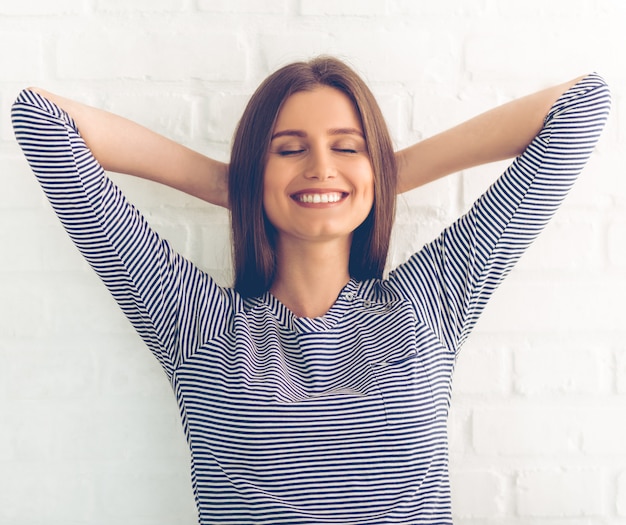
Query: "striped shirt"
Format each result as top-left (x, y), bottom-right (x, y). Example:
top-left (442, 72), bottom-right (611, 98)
top-left (12, 74), bottom-right (610, 524)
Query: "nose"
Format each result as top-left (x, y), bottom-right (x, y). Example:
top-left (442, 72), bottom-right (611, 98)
top-left (303, 146), bottom-right (336, 181)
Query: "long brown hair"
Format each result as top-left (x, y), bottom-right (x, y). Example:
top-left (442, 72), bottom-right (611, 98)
top-left (229, 56), bottom-right (397, 298)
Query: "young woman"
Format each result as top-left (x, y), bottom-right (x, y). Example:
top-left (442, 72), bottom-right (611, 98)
top-left (12, 57), bottom-right (610, 524)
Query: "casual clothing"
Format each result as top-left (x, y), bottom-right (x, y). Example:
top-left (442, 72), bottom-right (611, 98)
top-left (12, 75), bottom-right (610, 524)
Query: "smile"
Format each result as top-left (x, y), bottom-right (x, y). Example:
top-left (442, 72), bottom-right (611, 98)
top-left (292, 192), bottom-right (346, 204)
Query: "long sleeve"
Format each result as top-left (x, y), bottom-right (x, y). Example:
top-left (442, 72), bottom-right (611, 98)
top-left (11, 90), bottom-right (233, 379)
top-left (389, 74), bottom-right (611, 355)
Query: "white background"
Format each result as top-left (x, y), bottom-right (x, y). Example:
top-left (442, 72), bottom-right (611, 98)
top-left (0, 0), bottom-right (624, 523)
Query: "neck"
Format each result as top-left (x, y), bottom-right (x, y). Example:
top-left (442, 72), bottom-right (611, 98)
top-left (270, 236), bottom-right (352, 318)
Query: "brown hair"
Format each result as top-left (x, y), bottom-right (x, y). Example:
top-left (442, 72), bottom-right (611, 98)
top-left (229, 56), bottom-right (397, 298)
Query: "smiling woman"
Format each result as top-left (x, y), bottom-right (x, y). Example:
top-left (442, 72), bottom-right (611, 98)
top-left (263, 86), bottom-right (377, 317)
top-left (11, 55), bottom-right (611, 524)
top-left (229, 58), bottom-right (397, 300)
top-left (263, 88), bottom-right (374, 238)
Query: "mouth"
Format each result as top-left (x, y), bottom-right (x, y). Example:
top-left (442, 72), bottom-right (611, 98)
top-left (290, 191), bottom-right (348, 204)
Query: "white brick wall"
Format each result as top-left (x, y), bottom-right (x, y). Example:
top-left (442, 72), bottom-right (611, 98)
top-left (1, 1), bottom-right (624, 523)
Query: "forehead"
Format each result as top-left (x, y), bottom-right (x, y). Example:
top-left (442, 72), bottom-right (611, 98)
top-left (273, 86), bottom-right (363, 132)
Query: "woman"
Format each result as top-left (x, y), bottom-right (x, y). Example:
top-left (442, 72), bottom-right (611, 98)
top-left (12, 57), bottom-right (610, 524)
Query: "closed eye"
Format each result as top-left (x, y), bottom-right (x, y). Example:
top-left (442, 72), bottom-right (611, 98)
top-left (335, 148), bottom-right (358, 154)
top-left (332, 139), bottom-right (365, 155)
top-left (277, 149), bottom-right (305, 156)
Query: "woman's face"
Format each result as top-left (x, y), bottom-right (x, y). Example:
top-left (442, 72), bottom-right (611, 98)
top-left (263, 86), bottom-right (374, 247)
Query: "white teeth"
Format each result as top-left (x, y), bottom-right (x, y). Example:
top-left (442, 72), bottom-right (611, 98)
top-left (297, 192), bottom-right (343, 204)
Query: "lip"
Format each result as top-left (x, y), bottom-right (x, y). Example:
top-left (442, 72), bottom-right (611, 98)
top-left (290, 189), bottom-right (349, 207)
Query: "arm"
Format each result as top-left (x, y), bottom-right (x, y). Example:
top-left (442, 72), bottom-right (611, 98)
top-left (12, 89), bottom-right (232, 376)
top-left (390, 74), bottom-right (611, 354)
top-left (28, 88), bottom-right (229, 208)
top-left (396, 76), bottom-right (586, 193)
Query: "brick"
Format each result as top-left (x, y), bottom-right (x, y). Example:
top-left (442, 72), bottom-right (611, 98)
top-left (56, 31), bottom-right (246, 81)
top-left (44, 273), bottom-right (133, 336)
top-left (96, 460), bottom-right (196, 519)
top-left (516, 469), bottom-right (605, 517)
top-left (0, 208), bottom-right (89, 273)
top-left (258, 31), bottom-right (337, 73)
top-left (3, 339), bottom-right (98, 401)
top-left (447, 405), bottom-right (470, 455)
top-left (2, 95), bottom-right (19, 142)
top-left (494, 0), bottom-right (598, 19)
top-left (0, 0), bottom-right (82, 15)
top-left (580, 408), bottom-right (626, 455)
top-left (615, 85), bottom-right (625, 143)
top-left (618, 350), bottom-right (626, 394)
top-left (463, 28), bottom-right (613, 90)
top-left (618, 471), bottom-right (626, 517)
top-left (11, 206), bottom-right (93, 273)
top-left (0, 401), bottom-right (16, 461)
top-left (453, 340), bottom-right (509, 395)
top-left (450, 470), bottom-right (506, 518)
top-left (473, 406), bottom-right (582, 456)
top-left (0, 460), bottom-right (96, 522)
top-left (0, 157), bottom-right (44, 207)
top-left (7, 400), bottom-right (67, 460)
top-left (508, 517), bottom-right (598, 525)
top-left (201, 92), bottom-right (250, 142)
top-left (413, 82), bottom-right (502, 143)
top-left (366, 90), bottom-right (408, 150)
top-left (300, 0), bottom-right (388, 16)
top-left (260, 28), bottom-right (460, 88)
top-left (102, 92), bottom-right (194, 141)
top-left (95, 0), bottom-right (182, 12)
top-left (391, 0), bottom-right (485, 16)
top-left (475, 277), bottom-right (625, 335)
top-left (52, 400), bottom-right (188, 462)
top-left (0, 275), bottom-right (48, 337)
top-left (513, 341), bottom-right (611, 396)
top-left (0, 33), bottom-right (43, 81)
top-left (474, 404), bottom-right (626, 458)
top-left (198, 0), bottom-right (287, 13)
top-left (608, 218), bottom-right (626, 269)
top-left (335, 31), bottom-right (460, 87)
top-left (0, 210), bottom-right (43, 272)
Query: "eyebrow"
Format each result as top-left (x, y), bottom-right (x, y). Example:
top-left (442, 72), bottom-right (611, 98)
top-left (270, 127), bottom-right (364, 140)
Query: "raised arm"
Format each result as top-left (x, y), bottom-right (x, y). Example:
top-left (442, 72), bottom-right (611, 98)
top-left (396, 75), bottom-right (586, 193)
top-left (27, 88), bottom-right (229, 208)
top-left (13, 89), bottom-right (233, 376)
top-left (390, 73), bottom-right (610, 355)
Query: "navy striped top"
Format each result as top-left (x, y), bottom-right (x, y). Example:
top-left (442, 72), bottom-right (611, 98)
top-left (12, 75), bottom-right (610, 524)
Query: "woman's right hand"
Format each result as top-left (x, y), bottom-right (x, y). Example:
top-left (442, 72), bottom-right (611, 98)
top-left (27, 87), bottom-right (230, 209)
